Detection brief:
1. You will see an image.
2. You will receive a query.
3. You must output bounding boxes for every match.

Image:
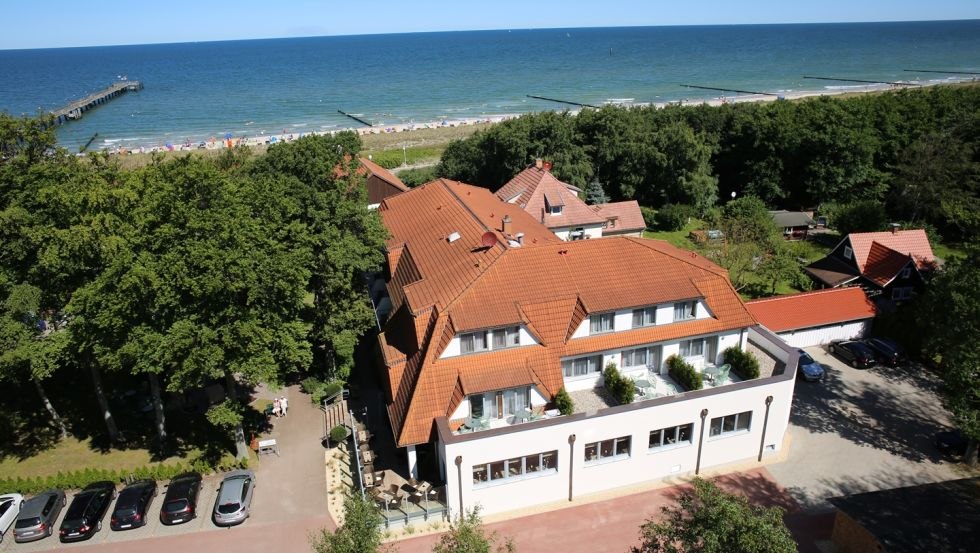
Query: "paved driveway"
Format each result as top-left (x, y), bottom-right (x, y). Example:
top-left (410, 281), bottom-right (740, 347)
top-left (767, 346), bottom-right (970, 510)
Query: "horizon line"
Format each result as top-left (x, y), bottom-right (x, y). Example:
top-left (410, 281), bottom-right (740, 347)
top-left (2, 18), bottom-right (978, 52)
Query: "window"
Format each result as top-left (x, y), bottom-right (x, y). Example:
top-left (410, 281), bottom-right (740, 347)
top-left (649, 423), bottom-right (694, 449)
top-left (473, 450), bottom-right (559, 487)
top-left (590, 312), bottom-right (615, 333)
top-left (585, 436), bottom-right (632, 464)
top-left (680, 338), bottom-right (705, 358)
top-left (900, 267), bottom-right (912, 279)
top-left (550, 205), bottom-right (563, 215)
top-left (892, 287), bottom-right (914, 301)
top-left (460, 331), bottom-right (488, 354)
top-left (621, 347), bottom-right (647, 368)
top-left (709, 411), bottom-right (752, 438)
top-left (492, 326), bottom-right (520, 349)
top-left (469, 387), bottom-right (530, 420)
top-left (562, 355), bottom-right (602, 378)
top-left (673, 301), bottom-right (696, 321)
top-left (470, 393), bottom-right (486, 418)
top-left (632, 307), bottom-right (656, 328)
top-left (569, 227), bottom-right (585, 240)
top-left (843, 246), bottom-right (853, 260)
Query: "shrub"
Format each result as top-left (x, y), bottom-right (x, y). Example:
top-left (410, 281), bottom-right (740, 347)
top-left (723, 347), bottom-right (761, 380)
top-left (666, 355), bottom-right (703, 391)
top-left (301, 376), bottom-right (345, 405)
top-left (603, 363), bottom-right (636, 405)
top-left (655, 204), bottom-right (697, 231)
top-left (0, 460), bottom-right (215, 496)
top-left (554, 387), bottom-right (574, 415)
top-left (640, 206), bottom-right (657, 229)
top-left (329, 425), bottom-right (350, 445)
top-left (398, 166), bottom-right (437, 187)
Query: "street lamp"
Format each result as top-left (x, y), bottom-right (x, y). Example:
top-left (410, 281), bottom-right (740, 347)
top-left (731, 191), bottom-right (737, 200)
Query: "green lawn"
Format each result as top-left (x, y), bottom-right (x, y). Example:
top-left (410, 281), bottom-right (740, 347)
top-left (0, 438), bottom-right (192, 481)
top-left (932, 241), bottom-right (966, 262)
top-left (642, 219), bottom-right (705, 250)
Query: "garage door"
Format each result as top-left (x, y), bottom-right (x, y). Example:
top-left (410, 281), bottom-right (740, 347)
top-left (777, 320), bottom-right (871, 348)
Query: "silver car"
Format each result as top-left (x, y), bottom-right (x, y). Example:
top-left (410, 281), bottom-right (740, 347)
top-left (13, 489), bottom-right (65, 543)
top-left (212, 470), bottom-right (255, 526)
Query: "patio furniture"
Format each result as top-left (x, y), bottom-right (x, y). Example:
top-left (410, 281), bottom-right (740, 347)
top-left (357, 430), bottom-right (371, 445)
top-left (715, 364), bottom-right (731, 385)
top-left (257, 438), bottom-right (279, 456)
top-left (702, 366), bottom-right (718, 384)
top-left (544, 408), bottom-right (560, 417)
top-left (514, 408), bottom-right (531, 424)
top-left (529, 411), bottom-right (545, 421)
top-left (634, 378), bottom-right (654, 397)
top-left (373, 470), bottom-right (385, 485)
top-left (362, 472), bottom-right (375, 488)
top-left (361, 450), bottom-right (374, 464)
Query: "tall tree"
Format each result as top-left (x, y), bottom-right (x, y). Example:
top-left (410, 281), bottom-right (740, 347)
top-left (583, 179), bottom-right (610, 205)
top-left (633, 478), bottom-right (796, 553)
top-left (433, 508), bottom-right (515, 553)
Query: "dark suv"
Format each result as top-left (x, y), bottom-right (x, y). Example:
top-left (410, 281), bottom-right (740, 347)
top-left (160, 473), bottom-right (202, 525)
top-left (13, 489), bottom-right (65, 543)
top-left (59, 481), bottom-right (115, 542)
top-left (829, 340), bottom-right (876, 369)
top-left (110, 480), bottom-right (157, 531)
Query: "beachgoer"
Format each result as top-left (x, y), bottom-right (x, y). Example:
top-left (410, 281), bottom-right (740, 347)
top-left (280, 396), bottom-right (288, 417)
top-left (273, 398), bottom-right (281, 418)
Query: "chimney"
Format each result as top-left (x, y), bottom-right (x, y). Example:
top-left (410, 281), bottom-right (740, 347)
top-left (543, 160), bottom-right (553, 171)
top-left (535, 159), bottom-right (543, 169)
top-left (890, 223), bottom-right (901, 234)
top-left (502, 215), bottom-right (512, 234)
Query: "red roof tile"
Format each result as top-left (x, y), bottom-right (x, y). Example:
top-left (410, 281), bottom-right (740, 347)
top-left (863, 242), bottom-right (914, 286)
top-left (847, 229), bottom-right (936, 273)
top-left (495, 167), bottom-right (606, 228)
top-left (593, 200), bottom-right (646, 234)
top-left (359, 157), bottom-right (409, 192)
top-left (746, 288), bottom-right (876, 333)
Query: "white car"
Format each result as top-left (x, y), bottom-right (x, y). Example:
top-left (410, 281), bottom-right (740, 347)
top-left (0, 493), bottom-right (25, 544)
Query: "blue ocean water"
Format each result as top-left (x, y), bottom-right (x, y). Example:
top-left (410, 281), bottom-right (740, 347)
top-left (1, 20), bottom-right (978, 151)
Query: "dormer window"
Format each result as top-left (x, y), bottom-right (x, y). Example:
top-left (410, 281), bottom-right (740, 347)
top-left (544, 191), bottom-right (564, 215)
top-left (632, 307), bottom-right (656, 328)
top-left (460, 326), bottom-right (521, 354)
top-left (590, 313), bottom-right (615, 334)
top-left (673, 301), bottom-right (697, 322)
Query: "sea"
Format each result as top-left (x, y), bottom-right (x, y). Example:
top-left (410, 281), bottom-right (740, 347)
top-left (1, 20), bottom-right (979, 152)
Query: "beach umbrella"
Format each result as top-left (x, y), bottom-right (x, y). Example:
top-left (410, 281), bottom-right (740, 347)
top-left (165, 142), bottom-right (173, 151)
top-left (224, 132), bottom-right (233, 140)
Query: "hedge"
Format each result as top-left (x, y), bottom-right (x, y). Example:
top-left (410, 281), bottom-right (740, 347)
top-left (554, 387), bottom-right (574, 415)
top-left (0, 456), bottom-right (249, 496)
top-left (655, 204), bottom-right (696, 231)
top-left (667, 355), bottom-right (704, 391)
top-left (301, 376), bottom-right (344, 405)
top-left (603, 363), bottom-right (636, 405)
top-left (723, 346), bottom-right (761, 380)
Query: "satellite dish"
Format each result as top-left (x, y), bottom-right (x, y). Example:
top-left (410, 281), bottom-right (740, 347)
top-left (481, 231), bottom-right (497, 248)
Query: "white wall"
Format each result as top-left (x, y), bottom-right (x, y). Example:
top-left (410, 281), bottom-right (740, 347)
top-left (440, 374), bottom-right (795, 516)
top-left (777, 320), bottom-right (870, 349)
top-left (552, 225), bottom-right (603, 241)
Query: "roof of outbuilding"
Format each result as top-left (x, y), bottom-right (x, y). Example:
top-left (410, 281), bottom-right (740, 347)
top-left (746, 287), bottom-right (875, 333)
top-left (770, 210), bottom-right (814, 228)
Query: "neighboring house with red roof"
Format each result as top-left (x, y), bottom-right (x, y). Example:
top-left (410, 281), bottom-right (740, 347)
top-left (746, 288), bottom-right (876, 348)
top-left (804, 228), bottom-right (937, 302)
top-left (372, 177), bottom-right (799, 517)
top-left (360, 157), bottom-right (410, 208)
top-left (495, 163), bottom-right (645, 240)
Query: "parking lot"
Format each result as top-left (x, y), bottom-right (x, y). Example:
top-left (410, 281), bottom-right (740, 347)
top-left (0, 475), bottom-right (226, 552)
top-left (767, 345), bottom-right (970, 510)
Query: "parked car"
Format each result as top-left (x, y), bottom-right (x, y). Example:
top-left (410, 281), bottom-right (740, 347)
top-left (796, 350), bottom-right (825, 382)
top-left (13, 489), bottom-right (65, 543)
top-left (160, 473), bottom-right (202, 525)
top-left (0, 493), bottom-right (24, 544)
top-left (863, 337), bottom-right (904, 367)
top-left (59, 481), bottom-right (115, 542)
top-left (828, 340), bottom-right (876, 369)
top-left (934, 429), bottom-right (969, 457)
top-left (212, 469), bottom-right (255, 527)
top-left (110, 480), bottom-right (157, 531)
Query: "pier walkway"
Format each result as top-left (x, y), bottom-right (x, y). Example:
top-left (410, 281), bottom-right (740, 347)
top-left (50, 80), bottom-right (143, 124)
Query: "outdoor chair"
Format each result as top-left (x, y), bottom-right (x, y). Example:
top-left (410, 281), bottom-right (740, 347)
top-left (716, 364), bottom-right (731, 385)
top-left (389, 483), bottom-right (401, 496)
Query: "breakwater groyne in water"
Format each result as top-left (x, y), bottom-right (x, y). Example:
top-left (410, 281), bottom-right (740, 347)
top-left (50, 81), bottom-right (143, 125)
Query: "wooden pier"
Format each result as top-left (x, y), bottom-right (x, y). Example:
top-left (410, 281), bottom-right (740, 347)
top-left (50, 80), bottom-right (143, 125)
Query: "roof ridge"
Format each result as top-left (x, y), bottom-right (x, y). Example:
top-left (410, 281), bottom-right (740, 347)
top-left (746, 287), bottom-right (862, 304)
top-left (624, 236), bottom-right (728, 278)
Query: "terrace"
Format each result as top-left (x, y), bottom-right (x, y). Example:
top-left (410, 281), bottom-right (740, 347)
top-left (570, 364), bottom-right (743, 413)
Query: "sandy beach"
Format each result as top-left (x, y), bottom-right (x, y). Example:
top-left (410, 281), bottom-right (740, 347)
top-left (105, 80), bottom-right (976, 168)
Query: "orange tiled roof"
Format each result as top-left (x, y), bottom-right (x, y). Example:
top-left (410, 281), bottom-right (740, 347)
top-left (593, 200), bottom-right (646, 233)
top-left (359, 157), bottom-right (410, 192)
top-left (863, 242), bottom-right (915, 286)
top-left (745, 288), bottom-right (876, 333)
top-left (847, 229), bottom-right (936, 273)
top-left (379, 180), bottom-right (758, 447)
top-left (495, 166), bottom-right (606, 228)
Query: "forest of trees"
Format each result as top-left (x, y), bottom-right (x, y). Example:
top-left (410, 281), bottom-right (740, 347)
top-left (436, 85), bottom-right (980, 244)
top-left (0, 116), bottom-right (386, 458)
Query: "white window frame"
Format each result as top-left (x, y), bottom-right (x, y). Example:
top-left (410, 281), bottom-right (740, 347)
top-left (680, 338), bottom-right (705, 358)
top-left (549, 204), bottom-right (563, 215)
top-left (673, 301), bottom-right (697, 322)
top-left (900, 266), bottom-right (912, 279)
top-left (460, 330), bottom-right (489, 354)
top-left (843, 246), bottom-right (853, 260)
top-left (491, 326), bottom-right (521, 349)
top-left (632, 307), bottom-right (656, 328)
top-left (584, 435), bottom-right (632, 465)
top-left (709, 411), bottom-right (752, 438)
top-left (461, 326), bottom-right (520, 355)
top-left (472, 450), bottom-right (558, 488)
top-left (590, 312), bottom-right (615, 334)
top-left (562, 355), bottom-right (602, 379)
top-left (649, 423), bottom-right (694, 450)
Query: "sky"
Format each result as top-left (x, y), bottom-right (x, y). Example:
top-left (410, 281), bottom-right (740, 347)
top-left (3, 0), bottom-right (979, 50)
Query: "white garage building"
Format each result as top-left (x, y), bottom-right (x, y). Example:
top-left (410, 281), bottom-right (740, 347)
top-left (746, 288), bottom-right (877, 349)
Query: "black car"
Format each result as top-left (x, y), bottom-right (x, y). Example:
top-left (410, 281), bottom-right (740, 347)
top-left (934, 430), bottom-right (969, 457)
top-left (59, 481), bottom-right (115, 542)
top-left (110, 480), bottom-right (157, 531)
top-left (829, 340), bottom-right (876, 369)
top-left (863, 337), bottom-right (904, 367)
top-left (160, 473), bottom-right (202, 525)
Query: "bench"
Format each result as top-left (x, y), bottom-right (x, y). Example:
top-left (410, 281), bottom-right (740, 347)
top-left (257, 438), bottom-right (279, 456)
